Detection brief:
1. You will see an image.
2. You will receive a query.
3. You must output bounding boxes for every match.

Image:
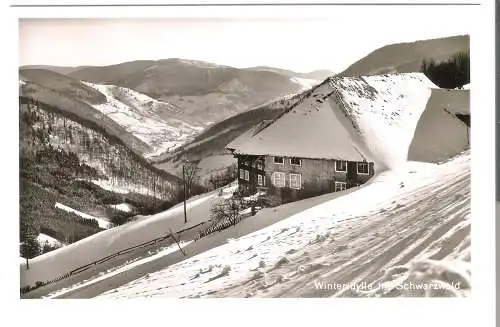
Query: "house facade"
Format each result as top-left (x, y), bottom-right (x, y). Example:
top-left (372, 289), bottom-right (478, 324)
top-left (226, 73), bottom-right (448, 201)
top-left (236, 153), bottom-right (375, 199)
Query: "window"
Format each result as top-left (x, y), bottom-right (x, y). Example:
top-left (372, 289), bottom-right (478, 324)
top-left (258, 174), bottom-right (265, 186)
top-left (289, 173), bottom-right (302, 189)
top-left (273, 172), bottom-right (286, 187)
top-left (335, 181), bottom-right (347, 192)
top-left (290, 157), bottom-right (302, 166)
top-left (257, 160), bottom-right (264, 170)
top-left (335, 160), bottom-right (347, 172)
top-left (357, 162), bottom-right (370, 175)
top-left (240, 169), bottom-right (249, 181)
top-left (274, 156), bottom-right (284, 164)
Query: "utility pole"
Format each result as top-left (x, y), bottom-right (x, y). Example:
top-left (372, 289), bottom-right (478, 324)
top-left (153, 175), bottom-right (157, 211)
top-left (183, 164), bottom-right (187, 224)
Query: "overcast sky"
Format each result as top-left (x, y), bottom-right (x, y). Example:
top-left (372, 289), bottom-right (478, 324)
top-left (19, 6), bottom-right (472, 73)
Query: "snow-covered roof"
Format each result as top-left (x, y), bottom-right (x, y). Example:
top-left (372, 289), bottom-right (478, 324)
top-left (227, 73), bottom-right (437, 163)
top-left (226, 120), bottom-right (273, 151)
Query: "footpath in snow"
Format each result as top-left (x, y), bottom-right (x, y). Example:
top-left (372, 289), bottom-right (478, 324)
top-left (98, 151), bottom-right (470, 298)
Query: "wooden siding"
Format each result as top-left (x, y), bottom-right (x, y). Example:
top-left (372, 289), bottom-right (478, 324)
top-left (235, 153), bottom-right (375, 199)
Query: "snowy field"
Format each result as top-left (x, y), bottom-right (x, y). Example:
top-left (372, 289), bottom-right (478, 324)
top-left (98, 151), bottom-right (470, 298)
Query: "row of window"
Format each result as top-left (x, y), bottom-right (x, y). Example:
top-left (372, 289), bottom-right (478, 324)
top-left (335, 160), bottom-right (370, 175)
top-left (273, 156), bottom-right (370, 175)
top-left (273, 172), bottom-right (302, 190)
top-left (240, 169), bottom-right (266, 186)
top-left (272, 172), bottom-right (349, 192)
top-left (241, 159), bottom-right (264, 170)
top-left (272, 172), bottom-right (301, 189)
top-left (273, 156), bottom-right (302, 166)
top-left (241, 168), bottom-right (358, 192)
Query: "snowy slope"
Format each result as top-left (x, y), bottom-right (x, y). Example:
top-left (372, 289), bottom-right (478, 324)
top-left (43, 241), bottom-right (192, 299)
top-left (20, 187), bottom-right (233, 287)
top-left (37, 233), bottom-right (64, 248)
top-left (55, 203), bottom-right (111, 229)
top-left (98, 151), bottom-right (470, 298)
top-left (82, 82), bottom-right (204, 156)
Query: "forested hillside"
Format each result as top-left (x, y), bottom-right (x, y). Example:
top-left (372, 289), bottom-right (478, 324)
top-left (19, 97), bottom-right (185, 259)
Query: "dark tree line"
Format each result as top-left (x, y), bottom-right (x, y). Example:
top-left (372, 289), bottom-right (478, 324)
top-left (20, 97), bottom-right (177, 202)
top-left (19, 97), bottom-right (189, 258)
top-left (420, 51), bottom-right (470, 89)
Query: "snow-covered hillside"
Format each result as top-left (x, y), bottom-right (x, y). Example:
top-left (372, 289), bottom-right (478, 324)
top-left (98, 151), bottom-right (470, 298)
top-left (82, 82), bottom-right (204, 156)
top-left (20, 188), bottom-right (227, 287)
top-left (55, 203), bottom-right (111, 229)
top-left (37, 233), bottom-right (64, 248)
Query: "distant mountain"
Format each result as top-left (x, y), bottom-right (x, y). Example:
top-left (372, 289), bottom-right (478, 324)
top-left (20, 65), bottom-right (86, 76)
top-left (28, 59), bottom-right (323, 128)
top-left (339, 35), bottom-right (469, 77)
top-left (20, 69), bottom-right (152, 155)
top-left (20, 68), bottom-right (106, 104)
top-left (20, 68), bottom-right (204, 157)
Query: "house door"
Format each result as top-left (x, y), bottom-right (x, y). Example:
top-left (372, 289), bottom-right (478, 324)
top-left (346, 161), bottom-right (357, 188)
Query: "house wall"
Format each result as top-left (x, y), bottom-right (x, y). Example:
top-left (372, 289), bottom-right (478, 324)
top-left (236, 154), bottom-right (374, 200)
top-left (236, 155), bottom-right (266, 195)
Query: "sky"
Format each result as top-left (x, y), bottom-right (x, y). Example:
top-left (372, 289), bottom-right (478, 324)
top-left (19, 6), bottom-right (472, 73)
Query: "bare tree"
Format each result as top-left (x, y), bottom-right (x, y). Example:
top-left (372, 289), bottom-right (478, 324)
top-left (182, 161), bottom-right (200, 224)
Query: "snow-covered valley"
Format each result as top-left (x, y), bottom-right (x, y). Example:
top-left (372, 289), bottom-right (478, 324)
top-left (82, 82), bottom-right (205, 156)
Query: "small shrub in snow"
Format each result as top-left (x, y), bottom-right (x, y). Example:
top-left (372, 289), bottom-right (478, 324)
top-left (196, 194), bottom-right (247, 239)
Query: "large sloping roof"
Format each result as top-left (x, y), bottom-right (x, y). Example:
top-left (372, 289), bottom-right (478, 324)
top-left (227, 73), bottom-right (437, 163)
top-left (226, 120), bottom-right (272, 151)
